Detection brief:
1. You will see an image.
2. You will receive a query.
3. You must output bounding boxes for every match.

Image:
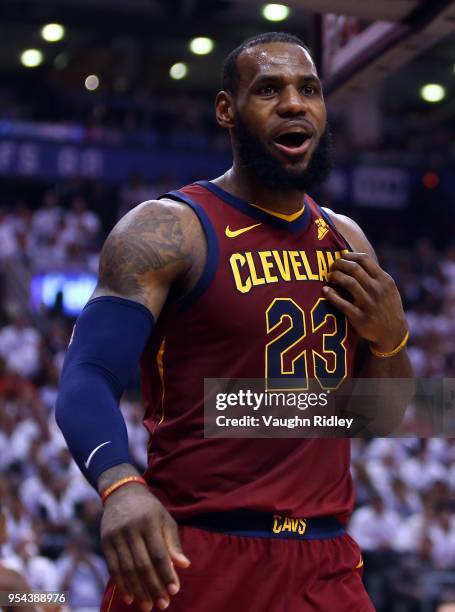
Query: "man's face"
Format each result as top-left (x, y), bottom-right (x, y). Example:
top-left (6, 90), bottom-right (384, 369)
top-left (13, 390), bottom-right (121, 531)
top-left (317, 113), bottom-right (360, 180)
top-left (230, 42), bottom-right (330, 191)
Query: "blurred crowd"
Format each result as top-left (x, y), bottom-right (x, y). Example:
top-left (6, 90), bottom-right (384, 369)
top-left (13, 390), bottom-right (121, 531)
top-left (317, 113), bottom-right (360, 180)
top-left (1, 82), bottom-right (455, 169)
top-left (0, 189), bottom-right (101, 274)
top-left (0, 184), bottom-right (454, 611)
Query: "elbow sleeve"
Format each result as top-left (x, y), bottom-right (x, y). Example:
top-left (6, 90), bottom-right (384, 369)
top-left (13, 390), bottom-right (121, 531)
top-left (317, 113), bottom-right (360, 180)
top-left (55, 296), bottom-right (154, 486)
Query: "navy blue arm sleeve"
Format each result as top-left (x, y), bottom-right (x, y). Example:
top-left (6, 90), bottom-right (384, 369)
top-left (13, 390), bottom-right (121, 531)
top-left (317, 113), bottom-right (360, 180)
top-left (55, 296), bottom-right (154, 487)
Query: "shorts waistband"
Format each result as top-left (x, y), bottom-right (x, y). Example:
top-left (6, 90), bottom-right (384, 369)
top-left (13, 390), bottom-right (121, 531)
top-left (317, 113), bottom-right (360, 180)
top-left (178, 509), bottom-right (345, 540)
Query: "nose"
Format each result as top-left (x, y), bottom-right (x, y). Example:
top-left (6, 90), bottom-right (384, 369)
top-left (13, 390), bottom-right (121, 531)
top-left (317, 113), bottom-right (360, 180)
top-left (276, 85), bottom-right (307, 117)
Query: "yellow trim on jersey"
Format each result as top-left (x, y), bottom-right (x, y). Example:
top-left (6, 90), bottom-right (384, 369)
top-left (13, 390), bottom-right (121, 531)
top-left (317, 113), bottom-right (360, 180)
top-left (106, 585), bottom-right (116, 612)
top-left (156, 338), bottom-right (166, 425)
top-left (250, 201), bottom-right (305, 221)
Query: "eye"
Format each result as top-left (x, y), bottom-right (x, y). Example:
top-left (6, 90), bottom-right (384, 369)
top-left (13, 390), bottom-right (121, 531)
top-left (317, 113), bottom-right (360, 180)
top-left (258, 85), bottom-right (277, 96)
top-left (302, 85), bottom-right (316, 96)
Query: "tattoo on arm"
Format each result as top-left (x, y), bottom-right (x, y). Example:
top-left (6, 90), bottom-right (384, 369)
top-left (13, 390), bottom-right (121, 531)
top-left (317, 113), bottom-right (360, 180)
top-left (98, 202), bottom-right (191, 301)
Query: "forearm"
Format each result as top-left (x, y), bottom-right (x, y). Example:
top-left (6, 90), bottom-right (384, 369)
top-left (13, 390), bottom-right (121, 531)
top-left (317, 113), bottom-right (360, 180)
top-left (359, 343), bottom-right (413, 378)
top-left (55, 297), bottom-right (154, 486)
top-left (55, 362), bottom-right (133, 485)
top-left (346, 343), bottom-right (415, 435)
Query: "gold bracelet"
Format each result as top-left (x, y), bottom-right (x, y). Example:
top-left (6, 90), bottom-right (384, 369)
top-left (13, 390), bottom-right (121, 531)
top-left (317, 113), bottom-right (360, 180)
top-left (101, 476), bottom-right (147, 504)
top-left (369, 330), bottom-right (409, 358)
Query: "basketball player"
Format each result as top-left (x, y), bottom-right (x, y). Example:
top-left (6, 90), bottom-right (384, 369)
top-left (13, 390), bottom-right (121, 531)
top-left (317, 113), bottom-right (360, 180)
top-left (56, 33), bottom-right (413, 611)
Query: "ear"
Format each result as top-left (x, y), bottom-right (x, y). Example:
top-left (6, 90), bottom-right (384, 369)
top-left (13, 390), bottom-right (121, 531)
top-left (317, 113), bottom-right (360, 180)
top-left (215, 90), bottom-right (235, 129)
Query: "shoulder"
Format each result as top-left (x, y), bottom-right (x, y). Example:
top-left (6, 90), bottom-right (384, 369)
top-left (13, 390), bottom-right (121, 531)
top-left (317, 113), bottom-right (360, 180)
top-left (322, 207), bottom-right (378, 262)
top-left (112, 197), bottom-right (202, 243)
top-left (95, 197), bottom-right (206, 311)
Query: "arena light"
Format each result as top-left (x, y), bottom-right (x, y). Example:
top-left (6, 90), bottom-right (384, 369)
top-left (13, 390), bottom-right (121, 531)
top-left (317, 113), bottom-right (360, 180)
top-left (41, 23), bottom-right (65, 42)
top-left (20, 49), bottom-right (43, 68)
top-left (262, 4), bottom-right (290, 22)
top-left (169, 62), bottom-right (188, 80)
top-left (84, 74), bottom-right (100, 91)
top-left (189, 37), bottom-right (214, 55)
top-left (420, 83), bottom-right (446, 103)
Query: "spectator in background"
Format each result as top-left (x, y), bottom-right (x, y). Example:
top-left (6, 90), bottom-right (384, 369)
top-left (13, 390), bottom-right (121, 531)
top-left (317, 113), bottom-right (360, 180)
top-left (118, 172), bottom-right (157, 219)
top-left (350, 494), bottom-right (401, 609)
top-left (0, 309), bottom-right (40, 378)
top-left (0, 210), bottom-right (19, 261)
top-left (57, 530), bottom-right (107, 610)
top-left (0, 507), bottom-right (38, 612)
top-left (64, 196), bottom-right (100, 249)
top-left (32, 191), bottom-right (61, 242)
top-left (388, 477), bottom-right (422, 518)
top-left (400, 441), bottom-right (448, 493)
top-left (118, 172), bottom-right (174, 219)
top-left (350, 494), bottom-right (401, 553)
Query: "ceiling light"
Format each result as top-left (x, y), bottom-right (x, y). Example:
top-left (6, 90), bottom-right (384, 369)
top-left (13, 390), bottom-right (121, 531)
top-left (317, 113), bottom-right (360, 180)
top-left (189, 37), bottom-right (214, 55)
top-left (420, 83), bottom-right (446, 103)
top-left (170, 62), bottom-right (188, 80)
top-left (20, 49), bottom-right (43, 68)
top-left (262, 4), bottom-right (290, 22)
top-left (85, 75), bottom-right (100, 91)
top-left (41, 23), bottom-right (65, 42)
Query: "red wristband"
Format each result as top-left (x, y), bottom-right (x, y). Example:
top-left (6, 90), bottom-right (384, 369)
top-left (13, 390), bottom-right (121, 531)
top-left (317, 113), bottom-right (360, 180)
top-left (100, 476), bottom-right (147, 504)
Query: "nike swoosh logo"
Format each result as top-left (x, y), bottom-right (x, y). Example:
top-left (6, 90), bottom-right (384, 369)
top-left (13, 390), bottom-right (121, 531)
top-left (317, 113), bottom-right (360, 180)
top-left (355, 557), bottom-right (364, 569)
top-left (225, 223), bottom-right (261, 238)
top-left (84, 441), bottom-right (112, 469)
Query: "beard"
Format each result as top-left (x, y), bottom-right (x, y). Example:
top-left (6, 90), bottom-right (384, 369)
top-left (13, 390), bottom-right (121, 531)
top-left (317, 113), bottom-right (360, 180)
top-left (232, 116), bottom-right (333, 192)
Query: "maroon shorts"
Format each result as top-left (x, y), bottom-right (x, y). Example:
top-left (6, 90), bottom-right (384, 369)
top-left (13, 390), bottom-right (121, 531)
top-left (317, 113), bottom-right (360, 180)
top-left (101, 514), bottom-right (374, 612)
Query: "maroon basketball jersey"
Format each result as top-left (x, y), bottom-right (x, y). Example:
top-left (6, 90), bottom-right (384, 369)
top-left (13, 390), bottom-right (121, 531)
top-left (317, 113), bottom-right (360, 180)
top-left (141, 181), bottom-right (359, 522)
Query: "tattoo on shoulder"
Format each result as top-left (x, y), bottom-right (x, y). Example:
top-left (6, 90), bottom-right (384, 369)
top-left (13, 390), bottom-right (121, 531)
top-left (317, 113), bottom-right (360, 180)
top-left (99, 202), bottom-right (189, 296)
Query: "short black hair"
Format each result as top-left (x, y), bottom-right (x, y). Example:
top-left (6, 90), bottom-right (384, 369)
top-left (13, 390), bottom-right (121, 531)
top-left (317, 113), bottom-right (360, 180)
top-left (222, 32), bottom-right (311, 94)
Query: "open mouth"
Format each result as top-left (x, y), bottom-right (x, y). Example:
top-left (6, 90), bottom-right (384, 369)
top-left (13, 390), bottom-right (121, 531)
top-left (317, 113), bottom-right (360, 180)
top-left (273, 131), bottom-right (313, 157)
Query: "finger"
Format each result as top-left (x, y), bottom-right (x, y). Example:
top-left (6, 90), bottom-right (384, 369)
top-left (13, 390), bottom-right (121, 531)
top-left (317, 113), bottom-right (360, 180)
top-left (327, 270), bottom-right (371, 307)
top-left (130, 532), bottom-right (170, 608)
top-left (143, 527), bottom-right (181, 597)
top-left (341, 252), bottom-right (381, 277)
top-left (329, 257), bottom-right (375, 291)
top-left (114, 537), bottom-right (154, 610)
top-left (103, 543), bottom-right (134, 605)
top-left (163, 516), bottom-right (191, 569)
top-left (322, 285), bottom-right (363, 320)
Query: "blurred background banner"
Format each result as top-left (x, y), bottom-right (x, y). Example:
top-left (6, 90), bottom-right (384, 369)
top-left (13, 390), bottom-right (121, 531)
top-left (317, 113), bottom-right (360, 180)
top-left (0, 1), bottom-right (454, 611)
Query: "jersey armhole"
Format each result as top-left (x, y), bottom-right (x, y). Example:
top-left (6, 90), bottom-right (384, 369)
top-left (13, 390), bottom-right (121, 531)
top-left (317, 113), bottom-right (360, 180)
top-left (319, 207), bottom-right (355, 252)
top-left (161, 190), bottom-right (219, 310)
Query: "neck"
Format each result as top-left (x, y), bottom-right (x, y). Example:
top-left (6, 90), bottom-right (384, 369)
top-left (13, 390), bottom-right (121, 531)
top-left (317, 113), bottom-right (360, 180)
top-left (214, 164), bottom-right (306, 215)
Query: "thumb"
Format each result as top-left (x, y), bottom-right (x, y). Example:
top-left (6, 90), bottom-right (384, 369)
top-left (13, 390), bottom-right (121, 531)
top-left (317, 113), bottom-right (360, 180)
top-left (163, 516), bottom-right (191, 568)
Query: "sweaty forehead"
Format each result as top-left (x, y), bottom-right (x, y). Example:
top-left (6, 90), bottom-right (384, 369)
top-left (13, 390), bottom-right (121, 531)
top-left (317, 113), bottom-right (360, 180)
top-left (237, 42), bottom-right (317, 85)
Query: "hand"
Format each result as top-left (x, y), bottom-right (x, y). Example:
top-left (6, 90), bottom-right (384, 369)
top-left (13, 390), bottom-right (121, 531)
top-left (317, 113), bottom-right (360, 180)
top-left (100, 484), bottom-right (190, 611)
top-left (322, 252), bottom-right (408, 353)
